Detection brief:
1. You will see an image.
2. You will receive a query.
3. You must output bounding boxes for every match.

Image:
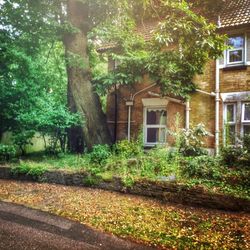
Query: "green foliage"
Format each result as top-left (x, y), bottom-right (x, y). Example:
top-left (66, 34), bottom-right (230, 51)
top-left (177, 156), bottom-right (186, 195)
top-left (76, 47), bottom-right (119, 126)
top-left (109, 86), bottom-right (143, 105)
top-left (139, 147), bottom-right (179, 179)
top-left (92, 0), bottom-right (226, 99)
top-left (220, 145), bottom-right (250, 168)
top-left (0, 1), bottom-right (79, 153)
top-left (243, 134), bottom-right (250, 151)
top-left (7, 148), bottom-right (250, 199)
top-left (12, 130), bottom-right (35, 155)
top-left (173, 123), bottom-right (210, 157)
top-left (82, 175), bottom-right (102, 186)
top-left (182, 156), bottom-right (223, 180)
top-left (34, 98), bottom-right (81, 154)
top-left (11, 161), bottom-right (46, 178)
top-left (89, 144), bottom-right (112, 165)
top-left (220, 133), bottom-right (250, 168)
top-left (114, 139), bottom-right (143, 158)
top-left (0, 35), bottom-right (80, 154)
top-left (0, 144), bottom-right (16, 161)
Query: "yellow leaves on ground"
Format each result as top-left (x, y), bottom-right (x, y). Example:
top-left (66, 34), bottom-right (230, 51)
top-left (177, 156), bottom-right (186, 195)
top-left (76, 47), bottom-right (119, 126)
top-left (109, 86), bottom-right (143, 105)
top-left (0, 180), bottom-right (249, 250)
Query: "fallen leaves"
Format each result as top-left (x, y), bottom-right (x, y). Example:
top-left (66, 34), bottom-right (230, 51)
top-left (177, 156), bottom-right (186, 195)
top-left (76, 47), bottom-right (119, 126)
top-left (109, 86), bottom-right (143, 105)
top-left (0, 180), bottom-right (249, 249)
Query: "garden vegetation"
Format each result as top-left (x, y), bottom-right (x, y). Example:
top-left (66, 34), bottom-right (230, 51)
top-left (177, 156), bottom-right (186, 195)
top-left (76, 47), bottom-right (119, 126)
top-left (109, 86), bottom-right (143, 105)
top-left (2, 123), bottom-right (249, 200)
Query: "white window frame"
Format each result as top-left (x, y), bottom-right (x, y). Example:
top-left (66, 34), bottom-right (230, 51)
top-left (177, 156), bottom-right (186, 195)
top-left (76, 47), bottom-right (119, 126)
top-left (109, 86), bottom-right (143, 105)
top-left (143, 107), bottom-right (167, 147)
top-left (241, 102), bottom-right (250, 135)
top-left (223, 103), bottom-right (237, 144)
top-left (224, 103), bottom-right (236, 124)
top-left (242, 102), bottom-right (250, 122)
top-left (226, 35), bottom-right (245, 65)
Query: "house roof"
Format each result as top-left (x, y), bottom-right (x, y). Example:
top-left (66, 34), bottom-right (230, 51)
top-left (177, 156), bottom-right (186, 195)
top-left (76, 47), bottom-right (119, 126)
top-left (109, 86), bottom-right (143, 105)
top-left (98, 0), bottom-right (250, 51)
top-left (219, 0), bottom-right (250, 28)
top-left (97, 22), bottom-right (156, 52)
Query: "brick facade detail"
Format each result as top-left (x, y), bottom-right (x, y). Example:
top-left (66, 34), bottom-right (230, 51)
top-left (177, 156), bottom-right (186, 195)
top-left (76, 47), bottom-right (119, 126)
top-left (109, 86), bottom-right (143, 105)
top-left (106, 27), bottom-right (250, 150)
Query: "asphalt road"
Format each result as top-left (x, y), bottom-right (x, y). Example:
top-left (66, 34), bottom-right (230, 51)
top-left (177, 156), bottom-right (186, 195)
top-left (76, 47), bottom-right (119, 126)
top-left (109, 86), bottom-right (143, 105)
top-left (0, 201), bottom-right (156, 250)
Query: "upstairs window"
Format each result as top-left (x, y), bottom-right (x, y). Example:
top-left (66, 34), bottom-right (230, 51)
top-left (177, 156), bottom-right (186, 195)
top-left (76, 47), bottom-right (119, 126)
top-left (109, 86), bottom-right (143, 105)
top-left (227, 35), bottom-right (245, 65)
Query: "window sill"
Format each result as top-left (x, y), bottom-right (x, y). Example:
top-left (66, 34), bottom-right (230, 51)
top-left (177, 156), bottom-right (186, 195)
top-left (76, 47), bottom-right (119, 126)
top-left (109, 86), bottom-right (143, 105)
top-left (144, 143), bottom-right (167, 148)
top-left (222, 64), bottom-right (248, 71)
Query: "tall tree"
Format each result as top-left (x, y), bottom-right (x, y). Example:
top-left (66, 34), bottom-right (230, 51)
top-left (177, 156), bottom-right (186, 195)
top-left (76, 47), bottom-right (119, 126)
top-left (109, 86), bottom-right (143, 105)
top-left (64, 0), bottom-right (112, 149)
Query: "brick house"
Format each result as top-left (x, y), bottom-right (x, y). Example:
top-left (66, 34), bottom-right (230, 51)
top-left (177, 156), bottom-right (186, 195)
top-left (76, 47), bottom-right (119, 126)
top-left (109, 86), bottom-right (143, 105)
top-left (104, 0), bottom-right (250, 154)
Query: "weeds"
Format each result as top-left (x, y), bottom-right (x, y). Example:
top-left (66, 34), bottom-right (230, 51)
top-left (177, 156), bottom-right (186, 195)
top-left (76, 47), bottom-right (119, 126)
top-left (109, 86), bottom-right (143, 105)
top-left (11, 161), bottom-right (46, 177)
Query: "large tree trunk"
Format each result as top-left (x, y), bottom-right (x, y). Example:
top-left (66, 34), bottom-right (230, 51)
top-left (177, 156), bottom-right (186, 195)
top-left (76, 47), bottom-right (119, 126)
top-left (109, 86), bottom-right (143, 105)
top-left (67, 84), bottom-right (85, 153)
top-left (64, 0), bottom-right (112, 150)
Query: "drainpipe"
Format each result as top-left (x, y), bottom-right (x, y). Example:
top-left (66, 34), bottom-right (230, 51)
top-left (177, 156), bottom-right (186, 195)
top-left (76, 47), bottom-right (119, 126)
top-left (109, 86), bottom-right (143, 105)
top-left (215, 59), bottom-right (220, 156)
top-left (185, 100), bottom-right (190, 130)
top-left (114, 84), bottom-right (118, 143)
top-left (126, 83), bottom-right (157, 141)
top-left (126, 100), bottom-right (133, 142)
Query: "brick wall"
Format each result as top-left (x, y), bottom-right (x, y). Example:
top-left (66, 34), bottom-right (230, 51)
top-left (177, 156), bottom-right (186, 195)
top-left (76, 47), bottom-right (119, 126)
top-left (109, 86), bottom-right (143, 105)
top-left (107, 63), bottom-right (250, 148)
top-left (220, 67), bottom-right (250, 92)
top-left (106, 81), bottom-right (185, 145)
top-left (106, 28), bottom-right (250, 149)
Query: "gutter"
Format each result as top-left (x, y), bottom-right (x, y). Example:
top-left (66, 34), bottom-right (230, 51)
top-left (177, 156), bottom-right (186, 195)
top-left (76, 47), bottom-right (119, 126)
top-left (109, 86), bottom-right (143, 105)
top-left (195, 89), bottom-right (216, 97)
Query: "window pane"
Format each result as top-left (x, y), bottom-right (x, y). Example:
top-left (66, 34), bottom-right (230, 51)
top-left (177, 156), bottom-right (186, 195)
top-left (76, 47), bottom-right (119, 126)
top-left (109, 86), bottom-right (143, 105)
top-left (226, 125), bottom-right (236, 144)
top-left (226, 104), bottom-right (235, 122)
top-left (244, 103), bottom-right (250, 121)
top-left (147, 110), bottom-right (166, 125)
top-left (243, 125), bottom-right (250, 136)
top-left (147, 128), bottom-right (166, 143)
top-left (229, 50), bottom-right (243, 63)
top-left (228, 36), bottom-right (244, 48)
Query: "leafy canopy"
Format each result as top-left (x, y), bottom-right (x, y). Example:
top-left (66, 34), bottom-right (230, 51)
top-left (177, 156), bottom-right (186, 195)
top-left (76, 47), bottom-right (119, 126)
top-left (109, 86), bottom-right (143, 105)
top-left (91, 0), bottom-right (226, 98)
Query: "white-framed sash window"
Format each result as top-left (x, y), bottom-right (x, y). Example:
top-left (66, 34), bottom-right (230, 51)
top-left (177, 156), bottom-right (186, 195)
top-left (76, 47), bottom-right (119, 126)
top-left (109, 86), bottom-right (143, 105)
top-left (242, 103), bottom-right (250, 136)
top-left (224, 103), bottom-right (237, 144)
top-left (227, 35), bottom-right (245, 65)
top-left (144, 107), bottom-right (167, 146)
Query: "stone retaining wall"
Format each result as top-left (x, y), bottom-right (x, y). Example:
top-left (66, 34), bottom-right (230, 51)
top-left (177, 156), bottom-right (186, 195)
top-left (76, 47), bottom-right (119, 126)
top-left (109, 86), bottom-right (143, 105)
top-left (0, 166), bottom-right (249, 212)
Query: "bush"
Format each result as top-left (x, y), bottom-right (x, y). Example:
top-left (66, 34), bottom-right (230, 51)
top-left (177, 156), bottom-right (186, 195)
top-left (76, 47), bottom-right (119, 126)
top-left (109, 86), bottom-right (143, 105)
top-left (89, 144), bottom-right (111, 165)
top-left (173, 123), bottom-right (209, 157)
top-left (243, 134), bottom-right (250, 152)
top-left (182, 156), bottom-right (223, 180)
top-left (12, 130), bottom-right (35, 155)
top-left (114, 139), bottom-right (143, 158)
top-left (0, 144), bottom-right (16, 161)
top-left (221, 142), bottom-right (250, 168)
top-left (11, 161), bottom-right (46, 177)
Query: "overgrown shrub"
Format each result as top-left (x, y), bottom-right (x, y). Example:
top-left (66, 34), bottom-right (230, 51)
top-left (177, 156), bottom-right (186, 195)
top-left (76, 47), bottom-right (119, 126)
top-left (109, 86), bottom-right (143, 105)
top-left (140, 147), bottom-right (178, 177)
top-left (0, 144), bottom-right (16, 161)
top-left (89, 144), bottom-right (111, 165)
top-left (12, 130), bottom-right (35, 155)
top-left (114, 139), bottom-right (143, 158)
top-left (243, 134), bottom-right (250, 151)
top-left (221, 145), bottom-right (250, 167)
top-left (11, 161), bottom-right (46, 177)
top-left (172, 123), bottom-right (209, 157)
top-left (182, 155), bottom-right (223, 180)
